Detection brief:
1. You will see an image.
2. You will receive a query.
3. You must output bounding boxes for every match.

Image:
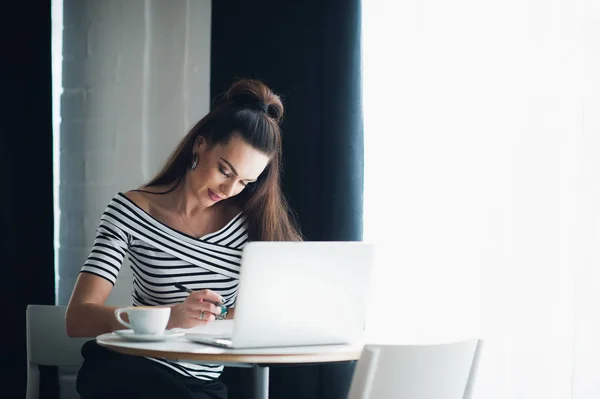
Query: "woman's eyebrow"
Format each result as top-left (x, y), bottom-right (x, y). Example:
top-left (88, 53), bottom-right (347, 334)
top-left (220, 157), bottom-right (238, 175)
top-left (220, 157), bottom-right (257, 182)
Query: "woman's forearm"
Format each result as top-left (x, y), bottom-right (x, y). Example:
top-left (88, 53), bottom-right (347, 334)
top-left (66, 303), bottom-right (129, 337)
top-left (67, 301), bottom-right (231, 337)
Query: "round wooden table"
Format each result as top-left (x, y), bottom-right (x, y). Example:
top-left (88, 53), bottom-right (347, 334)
top-left (97, 332), bottom-right (363, 399)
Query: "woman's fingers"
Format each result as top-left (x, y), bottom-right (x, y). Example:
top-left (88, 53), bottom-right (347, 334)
top-left (188, 289), bottom-right (224, 305)
top-left (184, 301), bottom-right (222, 315)
top-left (172, 289), bottom-right (225, 328)
top-left (190, 309), bottom-right (215, 322)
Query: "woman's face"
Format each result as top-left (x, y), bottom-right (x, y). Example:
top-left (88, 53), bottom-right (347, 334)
top-left (190, 133), bottom-right (270, 207)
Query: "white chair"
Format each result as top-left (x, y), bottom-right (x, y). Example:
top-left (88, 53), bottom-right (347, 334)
top-left (347, 338), bottom-right (483, 399)
top-left (26, 304), bottom-right (90, 399)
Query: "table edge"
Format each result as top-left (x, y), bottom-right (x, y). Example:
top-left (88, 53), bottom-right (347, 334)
top-left (97, 341), bottom-right (362, 364)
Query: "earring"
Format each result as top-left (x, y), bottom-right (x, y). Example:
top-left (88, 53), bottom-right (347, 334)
top-left (191, 153), bottom-right (198, 170)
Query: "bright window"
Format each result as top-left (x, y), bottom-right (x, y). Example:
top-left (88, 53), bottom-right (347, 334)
top-left (362, 0), bottom-right (600, 397)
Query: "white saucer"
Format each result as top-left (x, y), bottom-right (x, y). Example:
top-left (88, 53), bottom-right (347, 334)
top-left (114, 329), bottom-right (184, 342)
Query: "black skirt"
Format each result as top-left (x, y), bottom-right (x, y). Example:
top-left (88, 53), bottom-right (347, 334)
top-left (76, 340), bottom-right (228, 399)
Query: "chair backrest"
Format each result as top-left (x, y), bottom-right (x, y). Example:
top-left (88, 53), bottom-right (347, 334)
top-left (347, 338), bottom-right (483, 399)
top-left (26, 305), bottom-right (90, 399)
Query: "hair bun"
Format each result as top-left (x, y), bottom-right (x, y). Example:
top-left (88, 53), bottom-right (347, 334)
top-left (226, 79), bottom-right (284, 123)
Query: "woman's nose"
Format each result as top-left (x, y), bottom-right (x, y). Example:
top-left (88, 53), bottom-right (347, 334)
top-left (221, 181), bottom-right (236, 197)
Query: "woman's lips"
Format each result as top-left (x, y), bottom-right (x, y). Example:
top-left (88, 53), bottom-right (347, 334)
top-left (208, 188), bottom-right (223, 202)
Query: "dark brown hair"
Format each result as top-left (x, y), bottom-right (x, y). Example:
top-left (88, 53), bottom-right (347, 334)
top-left (144, 79), bottom-right (302, 242)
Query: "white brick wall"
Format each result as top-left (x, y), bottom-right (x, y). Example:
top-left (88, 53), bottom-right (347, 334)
top-left (57, 0), bottom-right (212, 308)
top-left (55, 2), bottom-right (211, 398)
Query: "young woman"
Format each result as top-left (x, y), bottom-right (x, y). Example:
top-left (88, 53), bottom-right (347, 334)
top-left (66, 79), bottom-right (302, 399)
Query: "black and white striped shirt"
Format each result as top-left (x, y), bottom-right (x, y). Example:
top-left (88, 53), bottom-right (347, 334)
top-left (81, 192), bottom-right (247, 380)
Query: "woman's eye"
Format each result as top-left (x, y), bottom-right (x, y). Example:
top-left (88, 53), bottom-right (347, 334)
top-left (218, 165), bottom-right (231, 177)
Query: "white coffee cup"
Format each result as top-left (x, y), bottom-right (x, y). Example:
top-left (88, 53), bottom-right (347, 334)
top-left (114, 306), bottom-right (171, 335)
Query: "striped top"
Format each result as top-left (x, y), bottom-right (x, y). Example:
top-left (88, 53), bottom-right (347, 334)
top-left (80, 192), bottom-right (247, 380)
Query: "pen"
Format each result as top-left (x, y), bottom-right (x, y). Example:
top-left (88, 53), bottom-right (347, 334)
top-left (174, 283), bottom-right (194, 295)
top-left (174, 283), bottom-right (227, 311)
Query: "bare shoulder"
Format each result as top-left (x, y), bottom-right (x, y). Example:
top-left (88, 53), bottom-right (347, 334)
top-left (123, 189), bottom-right (153, 214)
top-left (124, 185), bottom-right (176, 217)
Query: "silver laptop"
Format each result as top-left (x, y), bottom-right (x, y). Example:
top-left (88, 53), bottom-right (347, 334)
top-left (186, 241), bottom-right (374, 349)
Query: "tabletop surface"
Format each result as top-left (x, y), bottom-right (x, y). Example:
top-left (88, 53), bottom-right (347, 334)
top-left (96, 332), bottom-right (364, 365)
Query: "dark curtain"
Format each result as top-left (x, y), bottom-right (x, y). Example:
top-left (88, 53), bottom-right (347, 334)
top-left (1, 0), bottom-right (57, 397)
top-left (211, 1), bottom-right (363, 398)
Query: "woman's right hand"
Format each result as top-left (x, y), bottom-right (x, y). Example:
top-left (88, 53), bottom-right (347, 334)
top-left (167, 289), bottom-right (225, 329)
